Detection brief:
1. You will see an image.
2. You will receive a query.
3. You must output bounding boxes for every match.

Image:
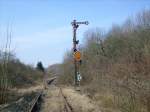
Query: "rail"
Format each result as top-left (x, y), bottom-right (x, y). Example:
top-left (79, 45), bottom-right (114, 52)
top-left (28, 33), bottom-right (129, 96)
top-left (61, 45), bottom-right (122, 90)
top-left (0, 77), bottom-right (57, 112)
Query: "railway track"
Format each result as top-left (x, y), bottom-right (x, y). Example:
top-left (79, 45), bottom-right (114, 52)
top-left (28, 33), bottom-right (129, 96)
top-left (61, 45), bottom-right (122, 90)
top-left (0, 91), bottom-right (42, 112)
top-left (0, 77), bottom-right (56, 112)
top-left (59, 87), bottom-right (74, 112)
top-left (29, 77), bottom-right (57, 112)
top-left (28, 91), bottom-right (42, 112)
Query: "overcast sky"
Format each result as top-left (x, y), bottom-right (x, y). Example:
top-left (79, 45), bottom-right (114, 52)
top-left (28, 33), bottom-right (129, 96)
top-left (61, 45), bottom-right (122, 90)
top-left (0, 0), bottom-right (150, 67)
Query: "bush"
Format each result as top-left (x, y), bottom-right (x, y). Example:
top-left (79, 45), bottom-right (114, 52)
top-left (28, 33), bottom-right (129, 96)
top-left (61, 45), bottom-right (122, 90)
top-left (58, 9), bottom-right (150, 112)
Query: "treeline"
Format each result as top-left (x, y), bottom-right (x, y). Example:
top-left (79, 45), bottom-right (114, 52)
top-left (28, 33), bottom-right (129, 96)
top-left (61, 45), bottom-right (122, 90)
top-left (0, 51), bottom-right (43, 104)
top-left (58, 10), bottom-right (150, 112)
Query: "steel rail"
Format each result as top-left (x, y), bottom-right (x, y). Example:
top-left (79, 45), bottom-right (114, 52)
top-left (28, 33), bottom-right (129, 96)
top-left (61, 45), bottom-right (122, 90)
top-left (29, 77), bottom-right (57, 112)
top-left (28, 91), bottom-right (42, 112)
top-left (59, 87), bottom-right (74, 112)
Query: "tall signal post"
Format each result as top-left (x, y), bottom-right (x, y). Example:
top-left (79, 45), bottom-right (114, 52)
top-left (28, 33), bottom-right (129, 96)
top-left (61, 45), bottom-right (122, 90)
top-left (71, 20), bottom-right (89, 87)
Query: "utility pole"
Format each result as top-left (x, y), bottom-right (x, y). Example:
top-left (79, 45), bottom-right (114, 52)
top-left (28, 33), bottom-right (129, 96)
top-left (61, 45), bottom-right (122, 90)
top-left (71, 20), bottom-right (89, 87)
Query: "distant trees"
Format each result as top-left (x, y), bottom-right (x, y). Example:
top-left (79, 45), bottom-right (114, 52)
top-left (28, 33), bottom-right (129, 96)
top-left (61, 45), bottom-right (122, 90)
top-left (0, 29), bottom-right (43, 104)
top-left (58, 51), bottom-right (74, 85)
top-left (59, 9), bottom-right (150, 112)
top-left (0, 54), bottom-right (43, 104)
top-left (36, 61), bottom-right (45, 73)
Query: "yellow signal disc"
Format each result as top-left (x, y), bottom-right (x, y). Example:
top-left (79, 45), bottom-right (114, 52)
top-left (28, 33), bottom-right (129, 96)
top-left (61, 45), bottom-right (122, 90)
top-left (74, 51), bottom-right (81, 61)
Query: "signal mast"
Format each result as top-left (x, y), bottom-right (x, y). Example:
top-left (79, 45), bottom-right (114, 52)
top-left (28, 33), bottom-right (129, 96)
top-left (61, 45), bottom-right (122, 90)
top-left (71, 20), bottom-right (89, 87)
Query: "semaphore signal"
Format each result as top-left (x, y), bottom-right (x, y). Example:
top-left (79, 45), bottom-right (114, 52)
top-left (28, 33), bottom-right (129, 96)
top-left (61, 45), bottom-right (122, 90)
top-left (71, 19), bottom-right (89, 87)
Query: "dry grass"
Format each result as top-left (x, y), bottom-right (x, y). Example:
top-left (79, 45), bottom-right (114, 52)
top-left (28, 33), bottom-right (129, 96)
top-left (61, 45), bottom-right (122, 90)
top-left (41, 86), bottom-right (101, 112)
top-left (41, 86), bottom-right (64, 112)
top-left (10, 84), bottom-right (43, 95)
top-left (63, 87), bottom-right (100, 112)
top-left (91, 91), bottom-right (147, 112)
top-left (93, 93), bottom-right (120, 112)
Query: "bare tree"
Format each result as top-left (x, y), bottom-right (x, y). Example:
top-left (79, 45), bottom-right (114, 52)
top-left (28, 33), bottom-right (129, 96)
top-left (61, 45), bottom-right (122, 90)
top-left (0, 25), bottom-right (12, 104)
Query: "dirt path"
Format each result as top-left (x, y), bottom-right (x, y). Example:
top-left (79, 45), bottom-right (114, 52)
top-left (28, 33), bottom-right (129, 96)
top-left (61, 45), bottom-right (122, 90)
top-left (40, 86), bottom-right (101, 112)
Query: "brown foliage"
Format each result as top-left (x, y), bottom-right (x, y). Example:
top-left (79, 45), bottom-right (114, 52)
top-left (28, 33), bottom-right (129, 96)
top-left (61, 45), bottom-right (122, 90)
top-left (59, 10), bottom-right (150, 112)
